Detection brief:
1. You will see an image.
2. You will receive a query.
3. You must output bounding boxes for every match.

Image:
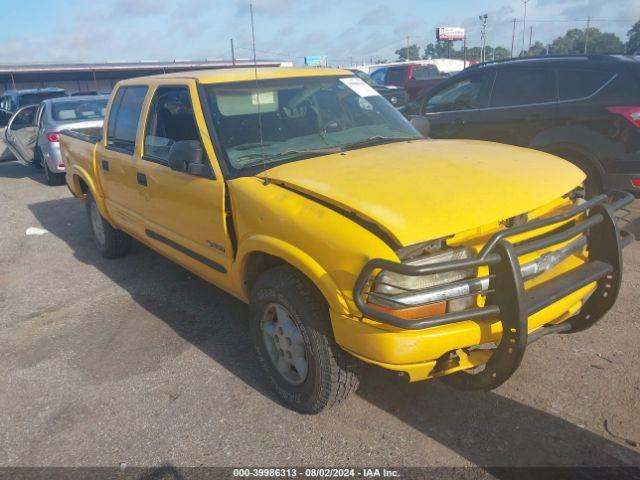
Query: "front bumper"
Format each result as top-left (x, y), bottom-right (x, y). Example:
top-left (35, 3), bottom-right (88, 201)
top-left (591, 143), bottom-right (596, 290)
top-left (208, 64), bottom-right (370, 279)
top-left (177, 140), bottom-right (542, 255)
top-left (349, 190), bottom-right (633, 388)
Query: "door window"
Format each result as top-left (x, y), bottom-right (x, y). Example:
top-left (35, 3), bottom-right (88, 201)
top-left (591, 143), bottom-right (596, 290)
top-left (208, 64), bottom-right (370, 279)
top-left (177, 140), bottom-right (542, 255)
top-left (386, 68), bottom-right (405, 85)
top-left (0, 108), bottom-right (12, 128)
top-left (423, 73), bottom-right (484, 113)
top-left (10, 106), bottom-right (37, 131)
top-left (143, 86), bottom-right (200, 164)
top-left (106, 86), bottom-right (148, 154)
top-left (557, 69), bottom-right (614, 100)
top-left (489, 69), bottom-right (556, 107)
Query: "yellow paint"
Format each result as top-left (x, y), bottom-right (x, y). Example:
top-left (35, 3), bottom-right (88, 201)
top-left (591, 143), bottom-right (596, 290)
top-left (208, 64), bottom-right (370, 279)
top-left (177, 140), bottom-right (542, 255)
top-left (61, 67), bottom-right (603, 382)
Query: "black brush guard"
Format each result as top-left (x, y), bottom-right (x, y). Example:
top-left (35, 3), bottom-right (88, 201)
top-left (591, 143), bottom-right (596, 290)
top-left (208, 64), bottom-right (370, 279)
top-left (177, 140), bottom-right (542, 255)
top-left (353, 190), bottom-right (634, 390)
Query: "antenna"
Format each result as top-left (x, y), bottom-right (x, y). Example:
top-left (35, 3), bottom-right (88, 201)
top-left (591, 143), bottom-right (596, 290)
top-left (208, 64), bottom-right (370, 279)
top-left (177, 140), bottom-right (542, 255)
top-left (250, 3), bottom-right (264, 148)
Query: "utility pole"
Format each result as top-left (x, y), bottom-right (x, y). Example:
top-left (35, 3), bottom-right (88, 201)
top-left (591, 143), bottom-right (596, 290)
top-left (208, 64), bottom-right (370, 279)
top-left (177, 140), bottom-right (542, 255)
top-left (479, 14), bottom-right (488, 63)
top-left (230, 38), bottom-right (236, 65)
top-left (584, 16), bottom-right (591, 54)
top-left (528, 25), bottom-right (533, 53)
top-left (463, 34), bottom-right (467, 68)
top-left (511, 18), bottom-right (517, 57)
top-left (521, 0), bottom-right (531, 56)
top-left (405, 36), bottom-right (410, 61)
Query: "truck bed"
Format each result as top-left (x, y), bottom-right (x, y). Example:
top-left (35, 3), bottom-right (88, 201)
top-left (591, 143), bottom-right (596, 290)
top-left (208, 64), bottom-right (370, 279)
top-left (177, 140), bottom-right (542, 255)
top-left (59, 127), bottom-right (101, 197)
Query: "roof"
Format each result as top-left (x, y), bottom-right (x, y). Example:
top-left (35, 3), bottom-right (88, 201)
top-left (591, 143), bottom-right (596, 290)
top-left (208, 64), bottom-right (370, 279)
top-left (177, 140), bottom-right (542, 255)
top-left (42, 94), bottom-right (109, 105)
top-left (117, 67), bottom-right (352, 85)
top-left (469, 54), bottom-right (636, 70)
top-left (3, 87), bottom-right (66, 95)
top-left (0, 60), bottom-right (290, 75)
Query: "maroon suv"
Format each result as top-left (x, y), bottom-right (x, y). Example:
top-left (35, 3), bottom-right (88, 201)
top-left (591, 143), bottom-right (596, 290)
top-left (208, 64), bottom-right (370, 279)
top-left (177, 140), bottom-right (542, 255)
top-left (370, 63), bottom-right (447, 100)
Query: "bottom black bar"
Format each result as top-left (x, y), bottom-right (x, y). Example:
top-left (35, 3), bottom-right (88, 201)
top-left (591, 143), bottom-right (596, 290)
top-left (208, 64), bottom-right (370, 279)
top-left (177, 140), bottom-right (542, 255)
top-left (145, 229), bottom-right (227, 274)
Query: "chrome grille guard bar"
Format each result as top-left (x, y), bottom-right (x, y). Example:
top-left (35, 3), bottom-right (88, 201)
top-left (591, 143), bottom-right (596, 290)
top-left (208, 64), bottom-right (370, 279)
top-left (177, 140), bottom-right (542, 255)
top-left (353, 189), bottom-right (634, 390)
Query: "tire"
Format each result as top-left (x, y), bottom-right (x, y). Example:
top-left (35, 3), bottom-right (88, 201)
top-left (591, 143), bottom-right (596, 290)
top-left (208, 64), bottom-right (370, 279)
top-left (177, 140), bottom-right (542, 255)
top-left (43, 162), bottom-right (65, 186)
top-left (33, 148), bottom-right (44, 170)
top-left (249, 265), bottom-right (360, 414)
top-left (85, 191), bottom-right (132, 259)
top-left (560, 152), bottom-right (602, 198)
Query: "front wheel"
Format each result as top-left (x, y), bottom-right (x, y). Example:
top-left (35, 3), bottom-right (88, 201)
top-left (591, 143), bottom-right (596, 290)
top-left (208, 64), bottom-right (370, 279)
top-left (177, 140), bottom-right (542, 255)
top-left (85, 192), bottom-right (132, 259)
top-left (250, 265), bottom-right (360, 414)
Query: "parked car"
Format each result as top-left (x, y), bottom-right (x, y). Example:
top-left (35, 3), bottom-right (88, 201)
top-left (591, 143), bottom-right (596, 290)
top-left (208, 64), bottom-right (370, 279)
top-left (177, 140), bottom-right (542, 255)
top-left (404, 54), bottom-right (640, 196)
top-left (60, 67), bottom-right (632, 414)
top-left (369, 63), bottom-right (447, 100)
top-left (4, 95), bottom-right (108, 185)
top-left (0, 88), bottom-right (67, 162)
top-left (349, 69), bottom-right (408, 108)
top-left (0, 87), bottom-right (67, 113)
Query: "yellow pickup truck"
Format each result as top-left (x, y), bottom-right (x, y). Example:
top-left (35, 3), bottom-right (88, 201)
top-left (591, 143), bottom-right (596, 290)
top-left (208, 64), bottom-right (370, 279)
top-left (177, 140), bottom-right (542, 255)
top-left (60, 67), bottom-right (633, 413)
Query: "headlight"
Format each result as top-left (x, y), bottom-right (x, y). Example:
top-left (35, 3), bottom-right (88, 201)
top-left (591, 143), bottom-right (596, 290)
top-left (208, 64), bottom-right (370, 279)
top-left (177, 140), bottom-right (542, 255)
top-left (390, 96), bottom-right (398, 104)
top-left (374, 248), bottom-right (472, 295)
top-left (369, 247), bottom-right (478, 320)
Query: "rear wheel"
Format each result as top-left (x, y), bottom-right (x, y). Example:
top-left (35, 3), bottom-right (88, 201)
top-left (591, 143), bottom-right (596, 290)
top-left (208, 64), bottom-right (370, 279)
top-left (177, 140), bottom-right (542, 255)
top-left (85, 192), bottom-right (132, 259)
top-left (43, 161), bottom-right (65, 186)
top-left (249, 265), bottom-right (360, 414)
top-left (33, 148), bottom-right (44, 170)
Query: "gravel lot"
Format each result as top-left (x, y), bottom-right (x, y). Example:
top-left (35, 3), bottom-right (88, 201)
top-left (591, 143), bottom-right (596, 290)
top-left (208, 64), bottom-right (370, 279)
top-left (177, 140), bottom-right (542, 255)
top-left (1, 159), bottom-right (639, 468)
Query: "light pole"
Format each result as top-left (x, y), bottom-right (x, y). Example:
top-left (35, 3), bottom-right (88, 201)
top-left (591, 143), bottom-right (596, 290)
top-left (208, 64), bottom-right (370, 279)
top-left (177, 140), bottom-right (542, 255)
top-left (479, 14), bottom-right (488, 63)
top-left (521, 0), bottom-right (531, 56)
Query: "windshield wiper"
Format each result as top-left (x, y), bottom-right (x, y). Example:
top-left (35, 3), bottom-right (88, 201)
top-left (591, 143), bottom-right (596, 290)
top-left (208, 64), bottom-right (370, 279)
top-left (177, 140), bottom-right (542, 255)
top-left (340, 136), bottom-right (416, 151)
top-left (237, 147), bottom-right (342, 168)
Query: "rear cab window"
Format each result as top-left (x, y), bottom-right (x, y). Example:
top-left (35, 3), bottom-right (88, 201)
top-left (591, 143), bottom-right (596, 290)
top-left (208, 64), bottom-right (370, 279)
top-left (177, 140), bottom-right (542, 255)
top-left (411, 66), bottom-right (439, 80)
top-left (106, 86), bottom-right (148, 154)
top-left (489, 68), bottom-right (556, 107)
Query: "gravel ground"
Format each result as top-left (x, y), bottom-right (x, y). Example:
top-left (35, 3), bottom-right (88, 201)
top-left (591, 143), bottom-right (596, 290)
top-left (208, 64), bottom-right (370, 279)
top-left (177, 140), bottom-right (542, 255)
top-left (0, 159), bottom-right (639, 468)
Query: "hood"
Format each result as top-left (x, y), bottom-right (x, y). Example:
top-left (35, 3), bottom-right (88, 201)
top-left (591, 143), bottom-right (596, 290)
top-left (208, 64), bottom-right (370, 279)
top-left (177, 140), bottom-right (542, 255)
top-left (258, 139), bottom-right (584, 247)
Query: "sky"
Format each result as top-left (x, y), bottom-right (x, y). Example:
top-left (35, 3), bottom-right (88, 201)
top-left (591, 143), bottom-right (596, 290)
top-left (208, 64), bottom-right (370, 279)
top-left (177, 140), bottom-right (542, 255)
top-left (0, 0), bottom-right (637, 66)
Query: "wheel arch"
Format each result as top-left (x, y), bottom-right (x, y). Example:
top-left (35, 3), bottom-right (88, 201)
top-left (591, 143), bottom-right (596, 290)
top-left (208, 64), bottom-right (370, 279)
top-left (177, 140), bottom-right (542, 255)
top-left (237, 235), bottom-right (350, 315)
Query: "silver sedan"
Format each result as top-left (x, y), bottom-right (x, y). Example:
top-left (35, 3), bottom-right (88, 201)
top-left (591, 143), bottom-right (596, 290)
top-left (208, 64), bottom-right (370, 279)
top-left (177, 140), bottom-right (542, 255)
top-left (4, 95), bottom-right (108, 185)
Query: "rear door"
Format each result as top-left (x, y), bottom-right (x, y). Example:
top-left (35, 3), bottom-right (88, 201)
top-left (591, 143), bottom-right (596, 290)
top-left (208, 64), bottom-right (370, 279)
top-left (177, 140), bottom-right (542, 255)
top-left (134, 83), bottom-right (233, 277)
top-left (480, 67), bottom-right (558, 147)
top-left (420, 70), bottom-right (492, 139)
top-left (5, 105), bottom-right (39, 163)
top-left (98, 85), bottom-right (149, 235)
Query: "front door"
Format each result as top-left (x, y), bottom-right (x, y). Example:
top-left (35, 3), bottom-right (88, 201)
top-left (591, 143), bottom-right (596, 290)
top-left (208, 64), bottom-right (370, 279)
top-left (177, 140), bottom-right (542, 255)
top-left (421, 70), bottom-right (492, 139)
top-left (5, 105), bottom-right (39, 164)
top-left (135, 83), bottom-right (233, 279)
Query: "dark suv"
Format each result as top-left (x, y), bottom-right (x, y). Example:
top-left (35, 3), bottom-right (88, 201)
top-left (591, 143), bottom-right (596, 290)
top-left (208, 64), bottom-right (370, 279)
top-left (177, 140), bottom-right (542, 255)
top-left (404, 55), bottom-right (640, 195)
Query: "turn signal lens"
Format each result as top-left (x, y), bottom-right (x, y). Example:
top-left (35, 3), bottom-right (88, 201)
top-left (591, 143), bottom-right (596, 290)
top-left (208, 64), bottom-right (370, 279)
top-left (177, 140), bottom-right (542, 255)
top-left (47, 132), bottom-right (60, 142)
top-left (368, 301), bottom-right (446, 320)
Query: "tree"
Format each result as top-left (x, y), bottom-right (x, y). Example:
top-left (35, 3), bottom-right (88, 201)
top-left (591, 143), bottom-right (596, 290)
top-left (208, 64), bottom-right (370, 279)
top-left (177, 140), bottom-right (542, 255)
top-left (527, 41), bottom-right (548, 56)
top-left (627, 20), bottom-right (640, 54)
top-left (549, 27), bottom-right (624, 54)
top-left (396, 44), bottom-right (420, 61)
top-left (423, 41), bottom-right (449, 59)
top-left (493, 46), bottom-right (511, 60)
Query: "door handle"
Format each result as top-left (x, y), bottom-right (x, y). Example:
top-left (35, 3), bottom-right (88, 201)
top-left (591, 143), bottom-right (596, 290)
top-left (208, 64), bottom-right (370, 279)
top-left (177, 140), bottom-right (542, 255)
top-left (137, 172), bottom-right (148, 187)
top-left (101, 160), bottom-right (109, 171)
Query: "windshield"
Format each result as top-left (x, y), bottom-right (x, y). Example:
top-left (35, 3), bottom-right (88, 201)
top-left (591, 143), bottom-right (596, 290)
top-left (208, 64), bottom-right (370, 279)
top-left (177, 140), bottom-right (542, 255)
top-left (204, 75), bottom-right (421, 175)
top-left (52, 99), bottom-right (108, 121)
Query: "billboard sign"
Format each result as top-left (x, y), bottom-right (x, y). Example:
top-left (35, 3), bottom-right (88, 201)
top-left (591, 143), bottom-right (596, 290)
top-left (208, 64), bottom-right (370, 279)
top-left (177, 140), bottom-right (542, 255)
top-left (304, 55), bottom-right (327, 67)
top-left (436, 27), bottom-right (465, 41)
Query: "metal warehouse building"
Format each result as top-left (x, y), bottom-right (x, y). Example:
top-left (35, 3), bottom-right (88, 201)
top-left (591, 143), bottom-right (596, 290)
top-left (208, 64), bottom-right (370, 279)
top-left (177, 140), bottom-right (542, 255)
top-left (0, 59), bottom-right (291, 94)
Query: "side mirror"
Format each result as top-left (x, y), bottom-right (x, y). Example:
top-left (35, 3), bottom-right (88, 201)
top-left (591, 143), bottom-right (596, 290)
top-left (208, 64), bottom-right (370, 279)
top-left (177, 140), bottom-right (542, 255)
top-left (167, 140), bottom-right (210, 177)
top-left (409, 116), bottom-right (430, 138)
